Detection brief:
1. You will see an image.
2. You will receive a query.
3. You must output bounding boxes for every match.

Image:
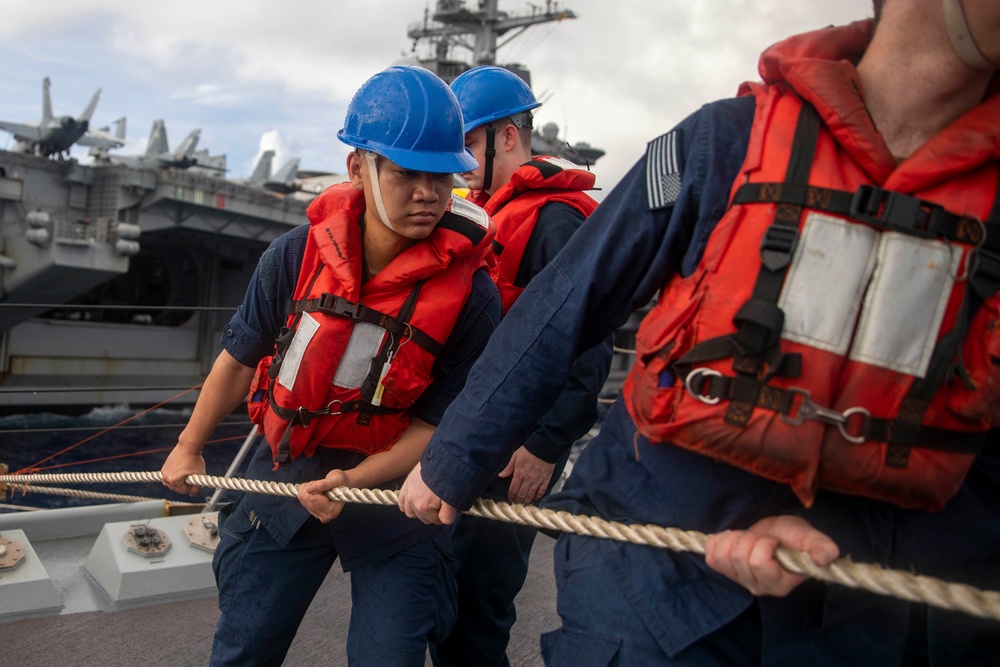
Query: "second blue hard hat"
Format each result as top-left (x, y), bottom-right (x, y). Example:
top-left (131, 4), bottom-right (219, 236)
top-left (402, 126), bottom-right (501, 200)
top-left (450, 66), bottom-right (542, 132)
top-left (338, 65), bottom-right (477, 174)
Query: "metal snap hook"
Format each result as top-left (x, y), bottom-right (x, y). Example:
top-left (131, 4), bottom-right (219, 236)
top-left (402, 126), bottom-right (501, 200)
top-left (780, 387), bottom-right (838, 427)
top-left (780, 387), bottom-right (871, 444)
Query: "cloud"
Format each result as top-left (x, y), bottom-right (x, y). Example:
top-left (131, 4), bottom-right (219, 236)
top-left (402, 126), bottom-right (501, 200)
top-left (0, 0), bottom-right (875, 185)
top-left (251, 130), bottom-right (304, 178)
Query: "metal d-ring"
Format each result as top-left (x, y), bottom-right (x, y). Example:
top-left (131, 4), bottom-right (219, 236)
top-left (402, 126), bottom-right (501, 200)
top-left (684, 368), bottom-right (722, 405)
top-left (324, 399), bottom-right (344, 415)
top-left (838, 406), bottom-right (871, 444)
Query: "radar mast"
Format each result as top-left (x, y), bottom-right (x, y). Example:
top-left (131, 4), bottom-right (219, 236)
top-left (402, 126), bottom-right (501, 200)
top-left (405, 0), bottom-right (603, 165)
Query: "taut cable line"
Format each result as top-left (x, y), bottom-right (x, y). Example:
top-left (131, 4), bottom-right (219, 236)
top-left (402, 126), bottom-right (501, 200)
top-left (1, 469), bottom-right (998, 622)
top-left (14, 385), bottom-right (203, 475)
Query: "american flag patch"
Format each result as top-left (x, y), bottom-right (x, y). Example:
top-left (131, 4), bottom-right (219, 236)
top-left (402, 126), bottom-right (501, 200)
top-left (646, 130), bottom-right (682, 210)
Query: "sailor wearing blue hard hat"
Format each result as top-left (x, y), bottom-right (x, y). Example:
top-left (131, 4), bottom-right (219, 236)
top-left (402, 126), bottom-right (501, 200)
top-left (429, 64), bottom-right (612, 667)
top-left (449, 65), bottom-right (541, 194)
top-left (162, 64), bottom-right (499, 667)
top-left (337, 65), bottom-right (479, 239)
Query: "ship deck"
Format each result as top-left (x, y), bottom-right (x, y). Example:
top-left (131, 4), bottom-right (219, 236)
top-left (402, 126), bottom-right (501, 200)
top-left (1, 530), bottom-right (558, 666)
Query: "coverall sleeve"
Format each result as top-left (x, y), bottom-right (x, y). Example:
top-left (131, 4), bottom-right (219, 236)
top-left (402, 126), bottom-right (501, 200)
top-left (517, 203), bottom-right (614, 465)
top-left (417, 97), bottom-right (758, 509)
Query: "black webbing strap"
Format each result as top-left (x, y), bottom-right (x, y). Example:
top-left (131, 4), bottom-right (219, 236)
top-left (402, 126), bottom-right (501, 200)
top-left (482, 124), bottom-right (497, 193)
top-left (685, 370), bottom-right (985, 458)
top-left (749, 103), bottom-right (819, 291)
top-left (864, 186), bottom-right (1000, 465)
top-left (437, 209), bottom-right (490, 246)
top-left (270, 399), bottom-right (405, 426)
top-left (733, 183), bottom-right (992, 249)
top-left (685, 371), bottom-right (796, 416)
top-left (287, 293), bottom-right (443, 357)
top-left (723, 102), bottom-right (820, 426)
top-left (270, 398), bottom-right (406, 468)
top-left (356, 281), bottom-right (425, 425)
top-left (525, 157), bottom-right (563, 179)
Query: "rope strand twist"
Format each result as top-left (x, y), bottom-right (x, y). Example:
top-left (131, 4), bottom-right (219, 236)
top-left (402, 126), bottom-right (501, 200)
top-left (2, 469), bottom-right (998, 621)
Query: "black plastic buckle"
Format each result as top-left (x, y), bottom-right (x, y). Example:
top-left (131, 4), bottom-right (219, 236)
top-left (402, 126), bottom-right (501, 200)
top-left (850, 185), bottom-right (938, 236)
top-left (292, 406), bottom-right (313, 427)
top-left (317, 293), bottom-right (360, 319)
top-left (759, 225), bottom-right (799, 271)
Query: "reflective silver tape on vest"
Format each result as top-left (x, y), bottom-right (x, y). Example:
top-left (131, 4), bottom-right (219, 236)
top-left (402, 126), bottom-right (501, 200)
top-left (449, 193), bottom-right (491, 231)
top-left (332, 322), bottom-right (386, 390)
top-left (779, 213), bottom-right (878, 356)
top-left (851, 232), bottom-right (958, 378)
top-left (279, 312), bottom-right (320, 391)
top-left (778, 212), bottom-right (958, 379)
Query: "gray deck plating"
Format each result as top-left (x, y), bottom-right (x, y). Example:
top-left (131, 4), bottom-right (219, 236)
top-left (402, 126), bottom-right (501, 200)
top-left (0, 501), bottom-right (559, 664)
top-left (1, 532), bottom-right (558, 666)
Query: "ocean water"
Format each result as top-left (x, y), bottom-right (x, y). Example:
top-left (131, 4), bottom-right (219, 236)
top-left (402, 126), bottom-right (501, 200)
top-left (1, 394), bottom-right (615, 514)
top-left (0, 405), bottom-right (253, 512)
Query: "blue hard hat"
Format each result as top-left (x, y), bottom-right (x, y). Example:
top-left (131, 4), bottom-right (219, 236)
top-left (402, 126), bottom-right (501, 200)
top-left (338, 65), bottom-right (477, 174)
top-left (451, 66), bottom-right (542, 132)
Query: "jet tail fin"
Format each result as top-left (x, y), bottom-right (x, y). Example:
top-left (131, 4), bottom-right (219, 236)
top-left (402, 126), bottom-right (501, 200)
top-left (146, 120), bottom-right (168, 155)
top-left (79, 89), bottom-right (101, 123)
top-left (249, 150), bottom-right (275, 183)
top-left (175, 129), bottom-right (200, 158)
top-left (272, 158), bottom-right (300, 183)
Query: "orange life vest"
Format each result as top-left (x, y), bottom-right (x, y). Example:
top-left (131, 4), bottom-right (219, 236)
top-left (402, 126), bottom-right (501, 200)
top-left (248, 183), bottom-right (494, 466)
top-left (624, 82), bottom-right (1000, 511)
top-left (473, 156), bottom-right (597, 313)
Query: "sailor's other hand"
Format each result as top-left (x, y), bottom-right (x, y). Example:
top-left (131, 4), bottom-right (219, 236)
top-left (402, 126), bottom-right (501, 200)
top-left (498, 446), bottom-right (554, 504)
top-left (161, 447), bottom-right (206, 497)
top-left (298, 469), bottom-right (349, 523)
top-left (704, 514), bottom-right (839, 597)
top-left (398, 463), bottom-right (458, 525)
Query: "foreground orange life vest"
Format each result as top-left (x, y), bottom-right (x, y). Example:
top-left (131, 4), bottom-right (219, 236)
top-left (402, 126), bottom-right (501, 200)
top-left (473, 156), bottom-right (597, 313)
top-left (625, 79), bottom-right (1000, 511)
top-left (248, 183), bottom-right (493, 466)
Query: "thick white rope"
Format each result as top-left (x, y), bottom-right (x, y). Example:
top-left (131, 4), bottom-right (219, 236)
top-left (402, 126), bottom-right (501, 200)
top-left (5, 483), bottom-right (203, 506)
top-left (2, 469), bottom-right (999, 622)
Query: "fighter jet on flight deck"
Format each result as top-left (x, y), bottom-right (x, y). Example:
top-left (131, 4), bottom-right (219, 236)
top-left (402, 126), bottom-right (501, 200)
top-left (0, 77), bottom-right (126, 158)
top-left (110, 119), bottom-right (224, 172)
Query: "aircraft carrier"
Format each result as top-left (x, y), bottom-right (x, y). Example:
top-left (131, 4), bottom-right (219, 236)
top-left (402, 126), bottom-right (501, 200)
top-left (0, 148), bottom-right (310, 411)
top-left (0, 7), bottom-right (617, 664)
top-left (0, 0), bottom-right (617, 414)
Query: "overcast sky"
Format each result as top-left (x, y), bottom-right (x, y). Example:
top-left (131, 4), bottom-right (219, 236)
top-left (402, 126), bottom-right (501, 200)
top-left (0, 0), bottom-right (874, 199)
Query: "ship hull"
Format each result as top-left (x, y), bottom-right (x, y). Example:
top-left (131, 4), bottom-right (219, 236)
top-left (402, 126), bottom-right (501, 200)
top-left (0, 150), bottom-right (310, 412)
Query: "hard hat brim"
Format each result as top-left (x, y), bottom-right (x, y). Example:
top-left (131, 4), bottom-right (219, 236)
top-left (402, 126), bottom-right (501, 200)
top-left (339, 130), bottom-right (479, 173)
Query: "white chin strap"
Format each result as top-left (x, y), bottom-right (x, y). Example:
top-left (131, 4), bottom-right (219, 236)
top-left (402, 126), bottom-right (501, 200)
top-left (942, 0), bottom-right (999, 70)
top-left (365, 151), bottom-right (397, 232)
